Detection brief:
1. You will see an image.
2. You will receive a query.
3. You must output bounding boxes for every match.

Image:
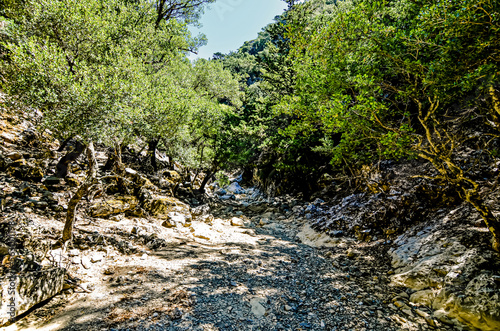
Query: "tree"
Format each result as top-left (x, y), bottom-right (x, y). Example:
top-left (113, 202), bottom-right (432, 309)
top-left (281, 0), bottom-right (500, 250)
top-left (0, 0), bottom-right (209, 242)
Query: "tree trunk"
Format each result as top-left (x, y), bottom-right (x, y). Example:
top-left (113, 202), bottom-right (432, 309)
top-left (56, 140), bottom-right (86, 178)
top-left (62, 141), bottom-right (98, 242)
top-left (148, 139), bottom-right (159, 172)
top-left (465, 190), bottom-right (500, 252)
top-left (113, 141), bottom-right (128, 194)
top-left (199, 169), bottom-right (216, 193)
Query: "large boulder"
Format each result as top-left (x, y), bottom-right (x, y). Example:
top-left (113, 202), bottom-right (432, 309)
top-left (225, 182), bottom-right (245, 194)
top-left (7, 159), bottom-right (44, 182)
top-left (90, 195), bottom-right (139, 218)
top-left (157, 170), bottom-right (182, 190)
top-left (143, 195), bottom-right (191, 220)
top-left (0, 267), bottom-right (65, 326)
top-left (389, 213), bottom-right (500, 331)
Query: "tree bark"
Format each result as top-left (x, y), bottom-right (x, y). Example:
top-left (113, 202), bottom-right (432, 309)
top-left (198, 168), bottom-right (216, 193)
top-left (56, 140), bottom-right (86, 178)
top-left (148, 139), bottom-right (159, 172)
top-left (62, 141), bottom-right (98, 242)
top-left (465, 190), bottom-right (500, 252)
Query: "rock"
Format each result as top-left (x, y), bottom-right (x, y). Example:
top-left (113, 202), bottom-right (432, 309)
top-left (68, 249), bottom-right (79, 257)
top-left (230, 217), bottom-right (244, 227)
top-left (415, 309), bottom-right (430, 319)
top-left (0, 243), bottom-right (9, 256)
top-left (296, 224), bottom-right (350, 248)
top-left (219, 194), bottom-right (235, 201)
top-left (192, 204), bottom-right (210, 218)
top-left (42, 176), bottom-right (61, 187)
top-left (225, 182), bottom-right (245, 194)
top-left (158, 170), bottom-right (181, 189)
top-left (81, 256), bottom-right (91, 269)
top-left (389, 218), bottom-right (500, 331)
top-left (0, 132), bottom-right (18, 144)
top-left (65, 176), bottom-right (80, 187)
top-left (143, 195), bottom-right (191, 219)
top-left (90, 196), bottom-right (139, 218)
top-left (284, 305), bottom-right (293, 311)
top-left (215, 189), bottom-right (226, 196)
top-left (8, 159), bottom-right (44, 182)
top-left (410, 289), bottom-right (436, 307)
top-left (6, 152), bottom-right (22, 161)
top-left (0, 267), bottom-right (65, 325)
top-left (161, 220), bottom-right (175, 228)
top-left (90, 253), bottom-right (103, 263)
top-left (250, 297), bottom-right (266, 318)
top-left (190, 222), bottom-right (214, 241)
top-left (346, 249), bottom-right (360, 259)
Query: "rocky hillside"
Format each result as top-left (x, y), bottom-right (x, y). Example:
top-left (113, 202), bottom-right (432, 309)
top-left (0, 107), bottom-right (499, 331)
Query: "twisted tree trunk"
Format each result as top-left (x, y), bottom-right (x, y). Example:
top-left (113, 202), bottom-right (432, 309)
top-left (62, 141), bottom-right (98, 242)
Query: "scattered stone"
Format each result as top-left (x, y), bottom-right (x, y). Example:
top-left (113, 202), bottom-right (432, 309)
top-left (81, 256), bottom-right (91, 269)
top-left (230, 217), bottom-right (244, 227)
top-left (250, 298), bottom-right (266, 318)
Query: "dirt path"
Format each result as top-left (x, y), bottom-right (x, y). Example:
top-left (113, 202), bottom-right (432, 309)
top-left (3, 196), bottom-right (445, 331)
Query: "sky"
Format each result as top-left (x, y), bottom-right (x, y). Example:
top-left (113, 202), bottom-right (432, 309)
top-left (188, 0), bottom-right (288, 61)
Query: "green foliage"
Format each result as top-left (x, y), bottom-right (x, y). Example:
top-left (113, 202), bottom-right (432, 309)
top-left (280, 0), bottom-right (500, 167)
top-left (0, 0), bottom-right (240, 177)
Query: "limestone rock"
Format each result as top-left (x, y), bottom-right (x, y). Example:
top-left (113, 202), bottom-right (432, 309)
top-left (158, 170), bottom-right (182, 189)
top-left (90, 196), bottom-right (139, 218)
top-left (8, 159), bottom-right (44, 182)
top-left (0, 267), bottom-right (65, 325)
top-left (225, 182), bottom-right (245, 194)
top-left (230, 217), bottom-right (244, 227)
top-left (190, 222), bottom-right (214, 241)
top-left (250, 297), bottom-right (266, 318)
top-left (144, 195), bottom-right (191, 220)
top-left (296, 224), bottom-right (351, 248)
top-left (5, 152), bottom-right (22, 161)
top-left (389, 219), bottom-right (500, 331)
top-left (410, 289), bottom-right (436, 307)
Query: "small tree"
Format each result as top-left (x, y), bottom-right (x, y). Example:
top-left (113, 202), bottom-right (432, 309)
top-left (1, 0), bottom-right (207, 242)
top-left (281, 0), bottom-right (500, 250)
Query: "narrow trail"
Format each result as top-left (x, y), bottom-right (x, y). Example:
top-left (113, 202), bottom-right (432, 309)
top-left (11, 196), bottom-right (435, 331)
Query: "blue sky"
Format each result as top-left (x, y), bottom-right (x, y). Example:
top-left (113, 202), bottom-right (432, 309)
top-left (189, 0), bottom-right (288, 60)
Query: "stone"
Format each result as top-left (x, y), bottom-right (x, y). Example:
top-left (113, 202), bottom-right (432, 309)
top-left (410, 289), bottom-right (436, 307)
top-left (0, 267), bottom-right (65, 325)
top-left (284, 305), bottom-right (293, 311)
top-left (190, 222), bottom-right (215, 241)
top-left (143, 195), bottom-right (191, 219)
top-left (250, 297), bottom-right (266, 318)
top-left (158, 170), bottom-right (182, 189)
top-left (347, 249), bottom-right (360, 259)
top-left (0, 132), bottom-right (18, 144)
top-left (225, 182), bottom-right (245, 194)
top-left (65, 176), bottom-right (80, 187)
top-left (296, 224), bottom-right (349, 248)
top-left (68, 249), bottom-right (79, 257)
top-left (230, 217), bottom-right (244, 227)
top-left (389, 220), bottom-right (500, 331)
top-left (5, 152), bottom-right (22, 161)
top-left (81, 256), bottom-right (91, 269)
top-left (161, 220), bottom-right (175, 228)
top-left (90, 253), bottom-right (103, 263)
top-left (415, 309), bottom-right (430, 319)
top-left (8, 159), bottom-right (44, 182)
top-left (0, 243), bottom-right (9, 256)
top-left (90, 196), bottom-right (139, 218)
